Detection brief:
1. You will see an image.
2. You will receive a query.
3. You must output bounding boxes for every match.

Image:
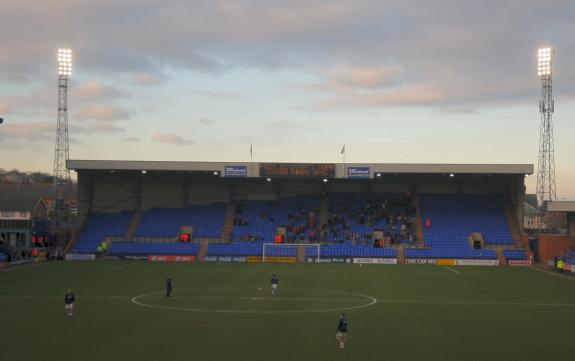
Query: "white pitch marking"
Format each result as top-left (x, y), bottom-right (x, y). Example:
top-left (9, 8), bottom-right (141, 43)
top-left (3, 295), bottom-right (574, 308)
top-left (378, 299), bottom-right (575, 307)
top-left (142, 296), bottom-right (367, 302)
top-left (0, 295), bottom-right (363, 303)
top-left (130, 288), bottom-right (378, 314)
top-left (530, 266), bottom-right (575, 281)
top-left (442, 265), bottom-right (461, 274)
top-left (0, 295), bottom-right (130, 300)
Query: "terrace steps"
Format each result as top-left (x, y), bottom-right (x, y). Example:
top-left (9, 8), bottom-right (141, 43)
top-left (297, 245), bottom-right (306, 263)
top-left (413, 194), bottom-right (425, 247)
top-left (396, 245), bottom-right (406, 264)
top-left (197, 242), bottom-right (209, 261)
top-left (64, 230), bottom-right (78, 254)
top-left (502, 199), bottom-right (523, 248)
top-left (496, 247), bottom-right (506, 265)
top-left (126, 211), bottom-right (142, 238)
top-left (221, 204), bottom-right (236, 241)
top-left (319, 195), bottom-right (329, 232)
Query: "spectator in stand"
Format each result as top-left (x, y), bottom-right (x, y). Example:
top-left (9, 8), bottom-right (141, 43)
top-left (425, 217), bottom-right (431, 229)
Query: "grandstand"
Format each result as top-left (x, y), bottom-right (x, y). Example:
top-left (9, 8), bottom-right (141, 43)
top-left (135, 204), bottom-right (227, 238)
top-left (68, 160), bottom-right (532, 264)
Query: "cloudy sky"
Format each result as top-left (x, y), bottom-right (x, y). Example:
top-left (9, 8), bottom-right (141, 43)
top-left (0, 0), bottom-right (574, 197)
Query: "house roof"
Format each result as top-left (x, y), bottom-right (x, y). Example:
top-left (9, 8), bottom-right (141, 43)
top-left (524, 201), bottom-right (542, 216)
top-left (547, 201), bottom-right (575, 212)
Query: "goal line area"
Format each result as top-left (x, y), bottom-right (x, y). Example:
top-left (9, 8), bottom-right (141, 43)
top-left (262, 243), bottom-right (320, 263)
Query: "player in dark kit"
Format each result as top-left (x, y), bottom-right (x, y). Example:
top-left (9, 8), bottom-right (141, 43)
top-left (270, 274), bottom-right (279, 295)
top-left (64, 289), bottom-right (75, 317)
top-left (336, 313), bottom-right (348, 349)
top-left (166, 277), bottom-right (173, 297)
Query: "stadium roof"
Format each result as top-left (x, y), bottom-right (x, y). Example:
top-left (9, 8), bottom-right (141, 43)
top-left (68, 160), bottom-right (533, 177)
top-left (546, 201), bottom-right (575, 212)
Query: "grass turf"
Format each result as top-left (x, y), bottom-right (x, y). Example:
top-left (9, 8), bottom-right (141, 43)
top-left (1, 261), bottom-right (574, 361)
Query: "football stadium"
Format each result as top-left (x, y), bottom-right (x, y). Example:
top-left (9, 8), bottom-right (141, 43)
top-left (2, 2), bottom-right (575, 361)
top-left (2, 160), bottom-right (575, 361)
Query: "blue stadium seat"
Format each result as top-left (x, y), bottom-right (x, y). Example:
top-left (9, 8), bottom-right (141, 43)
top-left (73, 211), bottom-right (134, 253)
top-left (406, 194), bottom-right (513, 259)
top-left (503, 250), bottom-right (528, 260)
top-left (136, 204), bottom-right (227, 238)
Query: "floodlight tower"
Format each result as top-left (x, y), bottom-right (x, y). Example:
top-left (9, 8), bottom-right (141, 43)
top-left (53, 48), bottom-right (72, 228)
top-left (535, 47), bottom-right (556, 208)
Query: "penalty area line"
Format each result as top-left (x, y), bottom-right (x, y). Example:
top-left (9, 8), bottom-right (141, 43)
top-left (442, 265), bottom-right (461, 274)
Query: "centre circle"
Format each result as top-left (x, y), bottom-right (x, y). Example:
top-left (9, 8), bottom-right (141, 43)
top-left (131, 288), bottom-right (377, 314)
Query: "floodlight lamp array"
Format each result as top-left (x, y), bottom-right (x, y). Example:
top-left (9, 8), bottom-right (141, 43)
top-left (537, 47), bottom-right (552, 78)
top-left (58, 48), bottom-right (72, 76)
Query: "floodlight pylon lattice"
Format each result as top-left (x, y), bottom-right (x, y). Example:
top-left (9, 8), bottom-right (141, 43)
top-left (535, 47), bottom-right (556, 208)
top-left (53, 48), bottom-right (72, 230)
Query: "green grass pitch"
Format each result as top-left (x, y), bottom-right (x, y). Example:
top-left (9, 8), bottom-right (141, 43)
top-left (1, 261), bottom-right (574, 361)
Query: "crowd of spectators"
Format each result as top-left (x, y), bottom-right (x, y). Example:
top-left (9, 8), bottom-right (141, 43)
top-left (324, 193), bottom-right (418, 246)
top-left (232, 201), bottom-right (319, 243)
top-left (230, 194), bottom-right (419, 247)
top-left (284, 207), bottom-right (319, 242)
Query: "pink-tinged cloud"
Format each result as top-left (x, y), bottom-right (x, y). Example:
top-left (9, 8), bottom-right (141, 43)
top-left (323, 64), bottom-right (404, 92)
top-left (0, 103), bottom-right (10, 113)
top-left (132, 72), bottom-right (167, 86)
top-left (85, 122), bottom-right (125, 133)
top-left (75, 105), bottom-right (131, 121)
top-left (0, 121), bottom-right (54, 141)
top-left (0, 119), bottom-right (128, 149)
top-left (151, 134), bottom-right (193, 145)
top-left (1, 80), bottom-right (129, 117)
top-left (122, 136), bottom-right (142, 143)
top-left (311, 84), bottom-right (444, 110)
top-left (73, 80), bottom-right (128, 100)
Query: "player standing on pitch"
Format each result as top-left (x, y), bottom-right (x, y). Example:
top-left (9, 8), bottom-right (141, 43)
top-left (166, 277), bottom-right (173, 297)
top-left (336, 313), bottom-right (348, 349)
top-left (64, 289), bottom-right (75, 317)
top-left (270, 274), bottom-right (279, 295)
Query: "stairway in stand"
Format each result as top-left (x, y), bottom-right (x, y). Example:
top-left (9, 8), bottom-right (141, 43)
top-left (396, 245), bottom-right (406, 264)
top-left (63, 230), bottom-right (78, 254)
top-left (496, 247), bottom-right (506, 266)
top-left (197, 242), bottom-right (209, 262)
top-left (502, 199), bottom-right (524, 249)
top-left (319, 194), bottom-right (329, 239)
top-left (413, 194), bottom-right (425, 248)
top-left (221, 203), bottom-right (236, 241)
top-left (297, 245), bottom-right (306, 263)
top-left (126, 211), bottom-right (142, 238)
